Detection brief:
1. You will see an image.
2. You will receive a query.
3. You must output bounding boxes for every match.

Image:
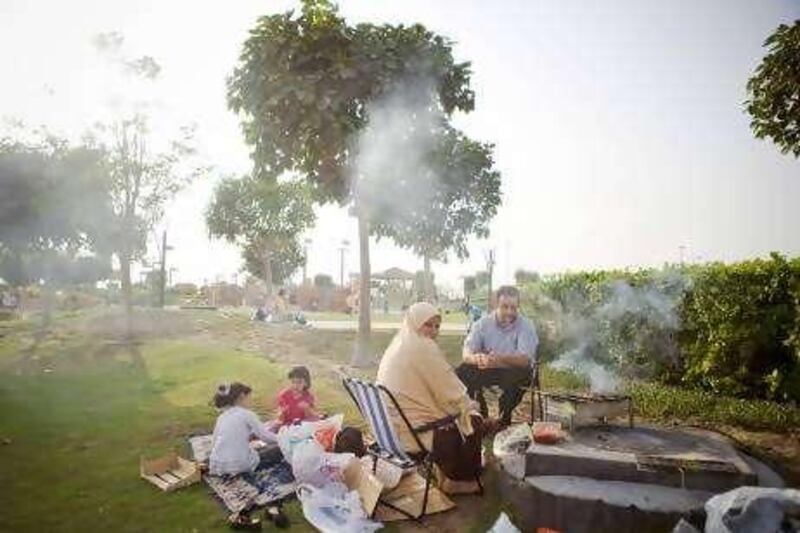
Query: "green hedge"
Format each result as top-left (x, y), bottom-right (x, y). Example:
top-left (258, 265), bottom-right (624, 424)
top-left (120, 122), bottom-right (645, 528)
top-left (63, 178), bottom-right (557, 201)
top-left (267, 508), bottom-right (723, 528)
top-left (520, 253), bottom-right (800, 403)
top-left (629, 382), bottom-right (800, 432)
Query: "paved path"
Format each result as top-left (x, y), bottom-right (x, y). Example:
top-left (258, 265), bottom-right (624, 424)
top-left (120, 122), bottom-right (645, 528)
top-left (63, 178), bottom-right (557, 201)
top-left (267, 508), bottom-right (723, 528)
top-left (310, 320), bottom-right (466, 335)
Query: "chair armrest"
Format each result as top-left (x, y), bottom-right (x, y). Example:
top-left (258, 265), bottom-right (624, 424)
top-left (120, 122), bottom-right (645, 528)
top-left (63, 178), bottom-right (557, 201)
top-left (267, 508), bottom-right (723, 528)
top-left (412, 414), bottom-right (458, 435)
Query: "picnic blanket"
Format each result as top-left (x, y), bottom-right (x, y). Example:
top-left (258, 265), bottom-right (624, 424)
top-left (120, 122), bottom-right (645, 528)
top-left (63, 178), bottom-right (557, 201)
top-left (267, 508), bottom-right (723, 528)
top-left (188, 434), bottom-right (297, 513)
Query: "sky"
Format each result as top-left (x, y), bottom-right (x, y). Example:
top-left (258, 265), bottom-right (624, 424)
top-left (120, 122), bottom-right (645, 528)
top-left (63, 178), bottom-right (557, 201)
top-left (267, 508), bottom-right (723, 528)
top-left (1, 0), bottom-right (799, 293)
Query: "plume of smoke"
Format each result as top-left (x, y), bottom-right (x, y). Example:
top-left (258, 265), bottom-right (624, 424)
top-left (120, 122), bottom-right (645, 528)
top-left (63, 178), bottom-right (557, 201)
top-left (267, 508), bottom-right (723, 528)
top-left (551, 342), bottom-right (619, 393)
top-left (350, 79), bottom-right (444, 227)
top-left (546, 271), bottom-right (690, 393)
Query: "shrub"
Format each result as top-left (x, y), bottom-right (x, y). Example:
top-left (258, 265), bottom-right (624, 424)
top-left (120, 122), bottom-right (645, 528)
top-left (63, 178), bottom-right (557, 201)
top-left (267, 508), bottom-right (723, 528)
top-left (629, 381), bottom-right (800, 433)
top-left (519, 253), bottom-right (800, 403)
top-left (679, 254), bottom-right (800, 401)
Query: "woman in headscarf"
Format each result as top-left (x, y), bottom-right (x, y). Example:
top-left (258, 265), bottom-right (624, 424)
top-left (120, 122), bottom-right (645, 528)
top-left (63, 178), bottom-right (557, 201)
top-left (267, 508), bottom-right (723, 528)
top-left (377, 302), bottom-right (484, 495)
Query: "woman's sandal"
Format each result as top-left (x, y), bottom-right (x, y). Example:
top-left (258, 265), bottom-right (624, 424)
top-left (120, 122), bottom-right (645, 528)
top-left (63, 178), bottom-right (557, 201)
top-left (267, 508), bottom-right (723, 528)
top-left (265, 505), bottom-right (290, 529)
top-left (227, 511), bottom-right (262, 531)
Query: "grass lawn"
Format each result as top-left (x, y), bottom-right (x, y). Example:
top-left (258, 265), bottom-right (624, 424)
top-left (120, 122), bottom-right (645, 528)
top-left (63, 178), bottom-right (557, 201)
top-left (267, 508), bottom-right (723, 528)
top-left (0, 309), bottom-right (506, 532)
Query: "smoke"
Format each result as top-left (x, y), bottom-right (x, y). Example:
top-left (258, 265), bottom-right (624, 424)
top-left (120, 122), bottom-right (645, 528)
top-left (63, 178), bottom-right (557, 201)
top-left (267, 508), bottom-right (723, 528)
top-left (546, 272), bottom-right (690, 393)
top-left (350, 79), bottom-right (445, 229)
top-left (551, 342), bottom-right (620, 393)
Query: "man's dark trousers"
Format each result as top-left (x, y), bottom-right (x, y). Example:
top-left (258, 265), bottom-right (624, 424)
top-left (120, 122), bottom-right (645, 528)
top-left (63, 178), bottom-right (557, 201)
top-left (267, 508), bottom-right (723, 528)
top-left (455, 364), bottom-right (531, 426)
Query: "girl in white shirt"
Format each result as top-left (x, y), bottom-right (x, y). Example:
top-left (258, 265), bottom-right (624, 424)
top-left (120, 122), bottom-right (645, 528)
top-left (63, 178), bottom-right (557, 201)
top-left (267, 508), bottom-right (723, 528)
top-left (209, 382), bottom-right (282, 477)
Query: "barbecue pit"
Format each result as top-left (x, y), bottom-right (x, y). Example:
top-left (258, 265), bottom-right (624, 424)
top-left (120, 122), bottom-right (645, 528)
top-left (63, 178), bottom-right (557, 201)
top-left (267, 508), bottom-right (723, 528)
top-left (535, 391), bottom-right (633, 431)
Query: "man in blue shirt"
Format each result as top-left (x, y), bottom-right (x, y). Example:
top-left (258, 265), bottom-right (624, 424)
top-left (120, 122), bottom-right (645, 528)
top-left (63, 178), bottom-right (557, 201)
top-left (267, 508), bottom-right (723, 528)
top-left (456, 285), bottom-right (538, 427)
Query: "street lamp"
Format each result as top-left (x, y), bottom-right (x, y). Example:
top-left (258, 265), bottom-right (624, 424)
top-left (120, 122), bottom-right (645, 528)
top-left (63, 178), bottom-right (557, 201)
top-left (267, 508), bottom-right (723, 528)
top-left (339, 239), bottom-right (350, 287)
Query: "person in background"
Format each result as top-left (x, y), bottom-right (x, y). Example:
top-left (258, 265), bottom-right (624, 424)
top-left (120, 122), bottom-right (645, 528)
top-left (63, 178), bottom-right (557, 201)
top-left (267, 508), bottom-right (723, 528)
top-left (464, 298), bottom-right (483, 333)
top-left (271, 366), bottom-right (319, 429)
top-left (274, 289), bottom-right (288, 316)
top-left (209, 382), bottom-right (282, 477)
top-left (378, 302), bottom-right (485, 495)
top-left (456, 285), bottom-right (538, 428)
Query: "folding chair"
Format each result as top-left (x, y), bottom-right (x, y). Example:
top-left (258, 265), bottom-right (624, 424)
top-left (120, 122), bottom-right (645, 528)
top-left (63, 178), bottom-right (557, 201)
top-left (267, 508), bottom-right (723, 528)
top-left (528, 361), bottom-right (544, 423)
top-left (342, 377), bottom-right (477, 520)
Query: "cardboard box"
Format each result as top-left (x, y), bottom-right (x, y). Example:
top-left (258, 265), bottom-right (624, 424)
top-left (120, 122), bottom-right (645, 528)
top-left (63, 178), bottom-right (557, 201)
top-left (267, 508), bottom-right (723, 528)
top-left (343, 460), bottom-right (384, 516)
top-left (374, 472), bottom-right (455, 522)
top-left (140, 452), bottom-right (201, 492)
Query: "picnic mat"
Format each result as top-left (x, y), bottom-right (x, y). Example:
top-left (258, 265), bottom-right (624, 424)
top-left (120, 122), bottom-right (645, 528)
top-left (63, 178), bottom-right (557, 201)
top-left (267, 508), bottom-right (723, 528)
top-left (188, 434), bottom-right (296, 513)
top-left (374, 472), bottom-right (455, 522)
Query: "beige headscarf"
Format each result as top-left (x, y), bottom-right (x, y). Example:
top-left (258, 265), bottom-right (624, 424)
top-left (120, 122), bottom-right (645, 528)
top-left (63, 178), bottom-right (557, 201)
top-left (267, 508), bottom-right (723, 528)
top-left (377, 302), bottom-right (474, 451)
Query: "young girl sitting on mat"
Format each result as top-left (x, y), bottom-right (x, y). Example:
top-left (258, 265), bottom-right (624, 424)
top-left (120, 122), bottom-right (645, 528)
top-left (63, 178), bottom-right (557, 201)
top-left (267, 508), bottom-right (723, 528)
top-left (209, 382), bottom-right (283, 477)
top-left (270, 366), bottom-right (320, 430)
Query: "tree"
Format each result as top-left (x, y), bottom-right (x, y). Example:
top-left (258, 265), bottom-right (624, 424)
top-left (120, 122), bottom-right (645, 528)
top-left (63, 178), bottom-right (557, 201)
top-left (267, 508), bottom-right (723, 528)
top-left (366, 126), bottom-right (501, 299)
top-left (241, 240), bottom-right (305, 288)
top-left (206, 176), bottom-right (314, 294)
top-left (227, 0), bottom-right (479, 363)
top-left (746, 21), bottom-right (800, 158)
top-left (94, 115), bottom-right (201, 335)
top-left (0, 135), bottom-right (114, 321)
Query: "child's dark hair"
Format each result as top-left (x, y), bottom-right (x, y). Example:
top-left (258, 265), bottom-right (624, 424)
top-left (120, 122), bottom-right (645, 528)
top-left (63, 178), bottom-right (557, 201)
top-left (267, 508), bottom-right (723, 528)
top-left (334, 427), bottom-right (366, 457)
top-left (213, 382), bottom-right (252, 408)
top-left (288, 366), bottom-right (311, 390)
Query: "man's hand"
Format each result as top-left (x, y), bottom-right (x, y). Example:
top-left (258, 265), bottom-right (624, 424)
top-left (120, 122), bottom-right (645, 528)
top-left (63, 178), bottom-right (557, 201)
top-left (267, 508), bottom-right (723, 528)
top-left (477, 353), bottom-right (500, 369)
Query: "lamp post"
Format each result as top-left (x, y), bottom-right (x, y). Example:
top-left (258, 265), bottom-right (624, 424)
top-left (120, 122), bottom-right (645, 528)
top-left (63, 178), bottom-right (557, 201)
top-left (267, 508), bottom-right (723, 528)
top-left (338, 239), bottom-right (350, 288)
top-left (157, 231), bottom-right (174, 308)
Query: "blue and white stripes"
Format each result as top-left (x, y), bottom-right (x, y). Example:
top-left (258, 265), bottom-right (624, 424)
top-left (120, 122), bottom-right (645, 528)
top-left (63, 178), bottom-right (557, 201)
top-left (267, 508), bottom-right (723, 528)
top-left (345, 379), bottom-right (411, 464)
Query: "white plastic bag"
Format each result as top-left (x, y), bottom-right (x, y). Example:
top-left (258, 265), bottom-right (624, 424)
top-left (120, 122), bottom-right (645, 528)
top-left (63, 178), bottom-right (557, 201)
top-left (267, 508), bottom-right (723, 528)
top-left (292, 439), bottom-right (356, 487)
top-left (298, 483), bottom-right (382, 533)
top-left (277, 414), bottom-right (344, 463)
top-left (487, 512), bottom-right (521, 533)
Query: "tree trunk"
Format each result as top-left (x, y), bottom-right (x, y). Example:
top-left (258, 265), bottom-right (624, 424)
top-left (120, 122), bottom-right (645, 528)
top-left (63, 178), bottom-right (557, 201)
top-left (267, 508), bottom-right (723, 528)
top-left (262, 248), bottom-right (274, 297)
top-left (351, 208), bottom-right (372, 367)
top-left (423, 254), bottom-right (434, 302)
top-left (120, 250), bottom-right (133, 339)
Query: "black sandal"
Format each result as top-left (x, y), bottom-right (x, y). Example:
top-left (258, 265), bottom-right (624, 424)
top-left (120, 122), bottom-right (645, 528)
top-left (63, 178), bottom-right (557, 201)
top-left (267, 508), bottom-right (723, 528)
top-left (228, 511), bottom-right (262, 531)
top-left (265, 505), bottom-right (289, 529)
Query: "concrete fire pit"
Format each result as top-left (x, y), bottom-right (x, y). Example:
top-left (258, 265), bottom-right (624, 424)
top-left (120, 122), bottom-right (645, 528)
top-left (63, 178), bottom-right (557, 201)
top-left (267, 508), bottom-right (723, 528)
top-left (526, 425), bottom-right (756, 491)
top-left (493, 423), bottom-right (782, 533)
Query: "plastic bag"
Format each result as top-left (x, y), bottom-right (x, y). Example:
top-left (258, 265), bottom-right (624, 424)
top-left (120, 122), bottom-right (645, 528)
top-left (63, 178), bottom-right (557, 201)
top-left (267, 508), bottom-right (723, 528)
top-left (298, 483), bottom-right (382, 533)
top-left (277, 415), bottom-right (344, 463)
top-left (704, 487), bottom-right (800, 533)
top-left (291, 439), bottom-right (356, 487)
top-left (494, 424), bottom-right (533, 455)
top-left (487, 512), bottom-right (521, 533)
top-left (314, 423), bottom-right (339, 451)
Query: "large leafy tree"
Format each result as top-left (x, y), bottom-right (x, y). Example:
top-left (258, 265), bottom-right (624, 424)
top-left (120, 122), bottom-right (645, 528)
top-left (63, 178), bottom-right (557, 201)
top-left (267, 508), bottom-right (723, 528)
top-left (206, 176), bottom-right (314, 294)
top-left (0, 135), bottom-right (114, 321)
top-left (746, 21), bottom-right (800, 158)
top-left (366, 126), bottom-right (501, 299)
top-left (227, 0), bottom-right (485, 363)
